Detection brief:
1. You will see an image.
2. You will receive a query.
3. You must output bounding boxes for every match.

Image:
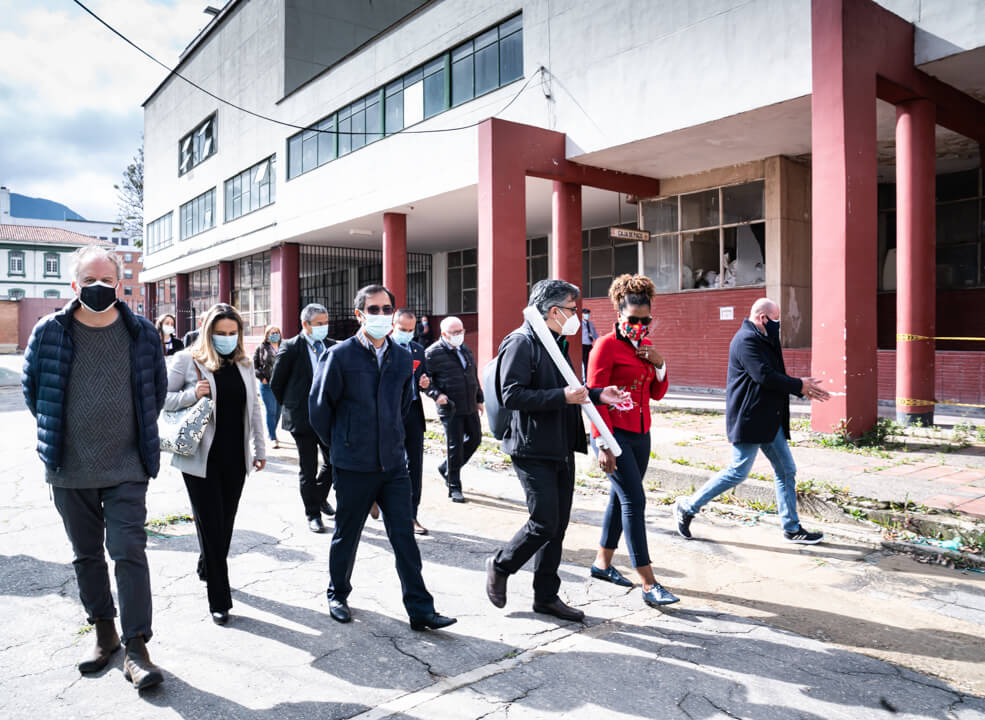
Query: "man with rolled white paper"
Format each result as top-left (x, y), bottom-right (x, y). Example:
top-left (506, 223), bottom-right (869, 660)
top-left (485, 280), bottom-right (628, 622)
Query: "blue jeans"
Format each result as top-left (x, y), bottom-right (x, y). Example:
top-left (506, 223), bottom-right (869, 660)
top-left (680, 428), bottom-right (801, 533)
top-left (258, 382), bottom-right (281, 441)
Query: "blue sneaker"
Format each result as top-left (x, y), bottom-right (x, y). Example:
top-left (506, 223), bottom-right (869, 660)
top-left (643, 583), bottom-right (680, 607)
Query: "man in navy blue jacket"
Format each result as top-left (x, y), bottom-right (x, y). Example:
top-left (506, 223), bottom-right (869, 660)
top-left (309, 285), bottom-right (456, 631)
top-left (391, 308), bottom-right (439, 535)
top-left (22, 245), bottom-right (167, 689)
top-left (674, 298), bottom-right (830, 544)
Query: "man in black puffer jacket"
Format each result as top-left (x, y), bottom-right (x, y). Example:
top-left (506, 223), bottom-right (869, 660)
top-left (425, 316), bottom-right (483, 503)
top-left (484, 280), bottom-right (625, 623)
top-left (22, 245), bottom-right (167, 690)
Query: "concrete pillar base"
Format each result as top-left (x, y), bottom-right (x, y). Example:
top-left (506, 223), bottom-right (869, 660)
top-left (896, 410), bottom-right (934, 427)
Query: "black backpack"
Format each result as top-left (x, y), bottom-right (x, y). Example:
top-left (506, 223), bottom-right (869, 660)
top-left (483, 330), bottom-right (541, 441)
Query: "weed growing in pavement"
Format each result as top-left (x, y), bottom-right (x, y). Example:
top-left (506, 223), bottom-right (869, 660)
top-left (669, 456), bottom-right (724, 473)
top-left (145, 513), bottom-right (192, 528)
top-left (77, 624), bottom-right (93, 636)
top-left (716, 492), bottom-right (777, 513)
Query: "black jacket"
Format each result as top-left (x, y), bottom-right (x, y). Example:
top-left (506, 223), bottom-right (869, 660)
top-left (253, 341), bottom-right (277, 382)
top-left (309, 335), bottom-right (413, 473)
top-left (425, 339), bottom-right (483, 417)
top-left (498, 322), bottom-right (601, 460)
top-left (22, 300), bottom-right (167, 476)
top-left (270, 334), bottom-right (336, 434)
top-left (163, 336), bottom-right (184, 356)
top-left (182, 329), bottom-right (199, 348)
top-left (725, 319), bottom-right (803, 444)
top-left (399, 340), bottom-right (438, 426)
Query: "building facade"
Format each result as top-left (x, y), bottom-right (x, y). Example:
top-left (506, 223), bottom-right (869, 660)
top-left (0, 225), bottom-right (114, 301)
top-left (141, 0), bottom-right (985, 432)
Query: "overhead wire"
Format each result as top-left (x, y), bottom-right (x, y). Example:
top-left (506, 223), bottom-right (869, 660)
top-left (72, 0), bottom-right (540, 138)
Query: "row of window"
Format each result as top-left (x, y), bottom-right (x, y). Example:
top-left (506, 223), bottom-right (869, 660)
top-left (641, 181), bottom-right (767, 294)
top-left (287, 14), bottom-right (522, 180)
top-left (147, 157), bottom-right (277, 254)
top-left (179, 114), bottom-right (217, 176)
top-left (8, 251), bottom-right (61, 277)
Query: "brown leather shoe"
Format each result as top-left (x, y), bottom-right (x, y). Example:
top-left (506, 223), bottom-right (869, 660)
top-left (370, 503), bottom-right (380, 520)
top-left (485, 556), bottom-right (507, 608)
top-left (123, 635), bottom-right (164, 690)
top-left (532, 597), bottom-right (585, 622)
top-left (78, 619), bottom-right (120, 674)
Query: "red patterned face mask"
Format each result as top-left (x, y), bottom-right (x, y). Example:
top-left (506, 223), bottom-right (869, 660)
top-left (619, 319), bottom-right (648, 343)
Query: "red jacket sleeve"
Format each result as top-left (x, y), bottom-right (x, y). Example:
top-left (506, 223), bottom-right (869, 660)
top-left (587, 334), bottom-right (614, 438)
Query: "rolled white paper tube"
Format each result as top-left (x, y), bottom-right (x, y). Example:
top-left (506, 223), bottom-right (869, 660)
top-left (521, 306), bottom-right (623, 457)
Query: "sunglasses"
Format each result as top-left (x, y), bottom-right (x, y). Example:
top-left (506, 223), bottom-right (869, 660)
top-left (363, 304), bottom-right (394, 315)
top-left (623, 316), bottom-right (652, 326)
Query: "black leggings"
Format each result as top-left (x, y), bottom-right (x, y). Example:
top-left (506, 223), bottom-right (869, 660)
top-left (598, 428), bottom-right (651, 567)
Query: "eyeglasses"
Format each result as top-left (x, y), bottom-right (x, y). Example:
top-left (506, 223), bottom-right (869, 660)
top-left (623, 316), bottom-right (652, 326)
top-left (364, 304), bottom-right (394, 315)
top-left (556, 305), bottom-right (578, 314)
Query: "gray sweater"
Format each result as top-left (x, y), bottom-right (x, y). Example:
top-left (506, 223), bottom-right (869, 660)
top-left (46, 317), bottom-right (146, 488)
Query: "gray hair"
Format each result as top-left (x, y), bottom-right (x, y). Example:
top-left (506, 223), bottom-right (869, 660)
top-left (440, 316), bottom-right (463, 333)
top-left (528, 279), bottom-right (580, 318)
top-left (301, 302), bottom-right (328, 325)
top-left (70, 244), bottom-right (123, 283)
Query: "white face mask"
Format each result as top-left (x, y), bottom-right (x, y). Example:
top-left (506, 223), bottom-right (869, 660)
top-left (557, 308), bottom-right (580, 336)
top-left (446, 333), bottom-right (465, 348)
top-left (162, 325), bottom-right (175, 337)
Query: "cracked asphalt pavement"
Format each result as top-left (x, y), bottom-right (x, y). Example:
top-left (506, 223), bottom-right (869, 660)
top-left (1, 384), bottom-right (985, 719)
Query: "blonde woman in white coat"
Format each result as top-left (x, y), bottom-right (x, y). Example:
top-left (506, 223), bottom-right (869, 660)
top-left (165, 303), bottom-right (266, 625)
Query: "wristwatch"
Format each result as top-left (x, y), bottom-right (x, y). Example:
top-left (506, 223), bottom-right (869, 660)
top-left (596, 437), bottom-right (609, 451)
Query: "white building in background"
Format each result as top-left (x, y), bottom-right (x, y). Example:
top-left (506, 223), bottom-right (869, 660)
top-left (0, 186), bottom-right (140, 249)
top-left (0, 225), bottom-right (114, 301)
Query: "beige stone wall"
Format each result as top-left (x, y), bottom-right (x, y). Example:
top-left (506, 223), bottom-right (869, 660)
top-left (0, 300), bottom-right (18, 353)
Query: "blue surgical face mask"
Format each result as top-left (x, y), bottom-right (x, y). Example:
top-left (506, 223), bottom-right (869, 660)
top-left (309, 325), bottom-right (329, 342)
top-left (268, 333), bottom-right (281, 343)
top-left (212, 334), bottom-right (238, 356)
top-left (392, 328), bottom-right (414, 345)
top-left (363, 313), bottom-right (394, 340)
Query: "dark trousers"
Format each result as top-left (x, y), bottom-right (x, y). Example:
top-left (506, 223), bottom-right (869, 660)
top-left (494, 455), bottom-right (574, 604)
top-left (183, 462), bottom-right (246, 613)
top-left (404, 402), bottom-right (426, 519)
top-left (582, 344), bottom-right (593, 372)
top-left (598, 429), bottom-right (652, 567)
top-left (52, 481), bottom-right (153, 643)
top-left (438, 412), bottom-right (481, 490)
top-left (327, 467), bottom-right (435, 618)
top-left (293, 431), bottom-right (332, 519)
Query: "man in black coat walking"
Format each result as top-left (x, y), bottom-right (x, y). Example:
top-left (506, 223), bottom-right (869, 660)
top-left (392, 308), bottom-right (439, 534)
top-left (674, 298), bottom-right (830, 544)
top-left (425, 316), bottom-right (483, 503)
top-left (484, 280), bottom-right (626, 622)
top-left (270, 302), bottom-right (335, 533)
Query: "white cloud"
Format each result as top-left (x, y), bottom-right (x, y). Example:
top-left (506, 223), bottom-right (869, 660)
top-left (0, 0), bottom-right (220, 220)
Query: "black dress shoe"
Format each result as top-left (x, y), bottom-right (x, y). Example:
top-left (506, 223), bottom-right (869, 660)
top-left (328, 599), bottom-right (351, 623)
top-left (590, 564), bottom-right (634, 587)
top-left (320, 501), bottom-right (335, 517)
top-left (449, 488), bottom-right (466, 503)
top-left (211, 611), bottom-right (229, 626)
top-left (438, 463), bottom-right (448, 481)
top-left (409, 612), bottom-right (457, 631)
top-left (532, 598), bottom-right (585, 622)
top-left (308, 517), bottom-right (326, 534)
top-left (485, 556), bottom-right (508, 608)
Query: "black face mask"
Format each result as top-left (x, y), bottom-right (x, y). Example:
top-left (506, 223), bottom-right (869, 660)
top-left (765, 318), bottom-right (780, 338)
top-left (78, 281), bottom-right (117, 313)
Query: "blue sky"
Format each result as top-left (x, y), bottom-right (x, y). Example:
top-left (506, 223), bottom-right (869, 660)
top-left (0, 0), bottom-right (217, 221)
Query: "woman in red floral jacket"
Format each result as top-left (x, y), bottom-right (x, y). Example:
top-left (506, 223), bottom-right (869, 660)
top-left (587, 274), bottom-right (679, 607)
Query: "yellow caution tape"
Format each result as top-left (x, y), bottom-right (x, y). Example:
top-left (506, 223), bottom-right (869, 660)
top-left (896, 397), bottom-right (985, 409)
top-left (896, 333), bottom-right (985, 342)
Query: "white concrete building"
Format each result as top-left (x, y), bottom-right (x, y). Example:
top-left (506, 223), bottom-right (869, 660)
top-left (140, 0), bottom-right (985, 430)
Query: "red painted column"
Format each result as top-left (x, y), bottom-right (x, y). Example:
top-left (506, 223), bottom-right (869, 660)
top-left (809, 0), bottom-right (879, 436)
top-left (218, 260), bottom-right (233, 305)
top-left (895, 99), bottom-right (936, 426)
top-left (552, 180), bottom-right (584, 380)
top-left (143, 282), bottom-right (156, 321)
top-left (383, 212), bottom-right (407, 307)
top-left (174, 273), bottom-right (190, 337)
top-left (271, 243), bottom-right (300, 339)
top-left (477, 120), bottom-right (529, 369)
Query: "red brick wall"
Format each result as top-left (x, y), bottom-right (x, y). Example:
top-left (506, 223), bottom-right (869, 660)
top-left (584, 288), bottom-right (762, 389)
top-left (0, 300), bottom-right (18, 349)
